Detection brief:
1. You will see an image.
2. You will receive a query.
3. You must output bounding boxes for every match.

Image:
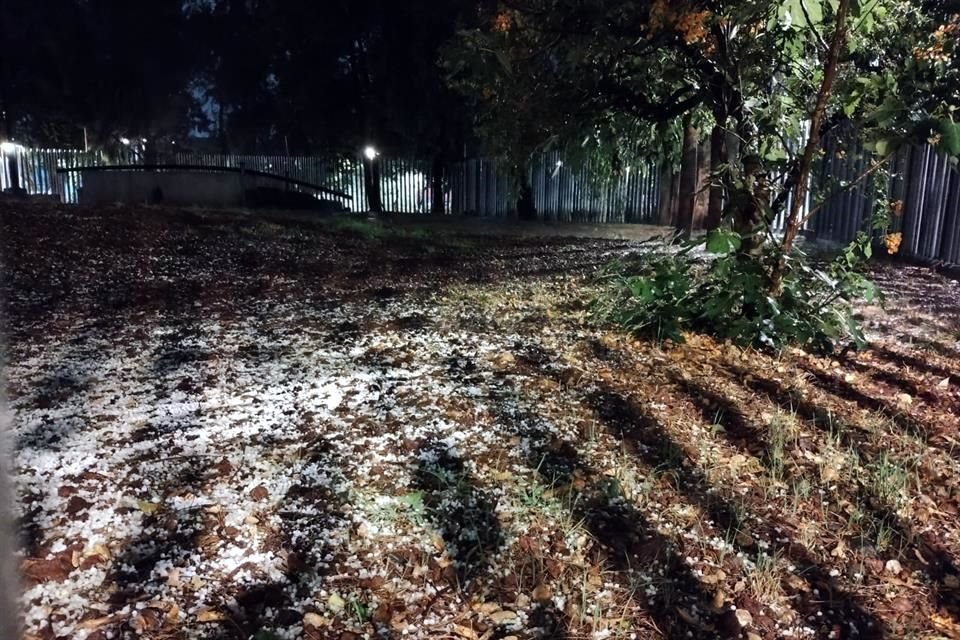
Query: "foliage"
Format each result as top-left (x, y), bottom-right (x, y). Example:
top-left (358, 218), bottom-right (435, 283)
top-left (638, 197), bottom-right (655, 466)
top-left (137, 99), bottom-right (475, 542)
top-left (596, 230), bottom-right (882, 352)
top-left (446, 0), bottom-right (958, 173)
top-left (449, 0), bottom-right (957, 348)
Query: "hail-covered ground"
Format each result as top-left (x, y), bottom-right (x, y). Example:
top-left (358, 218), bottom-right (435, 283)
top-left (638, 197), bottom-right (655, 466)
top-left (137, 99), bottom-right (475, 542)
top-left (4, 203), bottom-right (960, 640)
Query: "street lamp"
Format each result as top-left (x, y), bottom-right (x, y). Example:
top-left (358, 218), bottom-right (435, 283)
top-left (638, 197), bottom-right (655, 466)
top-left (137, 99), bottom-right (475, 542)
top-left (362, 145), bottom-right (382, 216)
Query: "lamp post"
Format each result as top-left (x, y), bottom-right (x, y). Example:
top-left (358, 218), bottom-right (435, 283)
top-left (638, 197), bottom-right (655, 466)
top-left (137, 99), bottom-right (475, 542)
top-left (362, 145), bottom-right (383, 216)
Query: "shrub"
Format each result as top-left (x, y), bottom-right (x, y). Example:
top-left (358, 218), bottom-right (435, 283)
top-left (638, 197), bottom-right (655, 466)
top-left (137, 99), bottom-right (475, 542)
top-left (594, 229), bottom-right (881, 353)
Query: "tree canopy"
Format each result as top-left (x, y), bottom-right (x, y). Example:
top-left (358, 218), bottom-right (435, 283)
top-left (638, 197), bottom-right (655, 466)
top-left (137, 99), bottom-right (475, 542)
top-left (2, 0), bottom-right (477, 158)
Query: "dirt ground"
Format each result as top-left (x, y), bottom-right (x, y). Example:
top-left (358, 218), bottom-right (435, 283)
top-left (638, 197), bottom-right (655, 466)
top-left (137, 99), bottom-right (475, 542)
top-left (3, 202), bottom-right (960, 640)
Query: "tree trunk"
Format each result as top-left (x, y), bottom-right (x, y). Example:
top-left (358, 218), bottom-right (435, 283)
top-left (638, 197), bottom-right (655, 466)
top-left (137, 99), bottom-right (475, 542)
top-left (706, 122), bottom-right (727, 230)
top-left (773, 0), bottom-right (851, 292)
top-left (676, 117), bottom-right (699, 237)
top-left (693, 138), bottom-right (710, 230)
top-left (430, 155), bottom-right (445, 215)
top-left (513, 164), bottom-right (536, 220)
top-left (658, 164), bottom-right (678, 227)
top-left (363, 157), bottom-right (383, 214)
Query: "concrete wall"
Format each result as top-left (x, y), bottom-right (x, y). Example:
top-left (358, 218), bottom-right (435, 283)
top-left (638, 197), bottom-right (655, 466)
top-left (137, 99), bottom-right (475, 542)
top-left (78, 170), bottom-right (279, 208)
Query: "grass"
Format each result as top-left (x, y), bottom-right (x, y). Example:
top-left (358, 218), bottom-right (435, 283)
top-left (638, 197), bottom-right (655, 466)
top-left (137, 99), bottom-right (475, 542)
top-left (320, 214), bottom-right (479, 249)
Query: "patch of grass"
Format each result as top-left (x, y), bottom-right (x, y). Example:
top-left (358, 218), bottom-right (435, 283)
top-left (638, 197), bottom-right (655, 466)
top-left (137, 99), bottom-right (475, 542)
top-left (348, 597), bottom-right (370, 625)
top-left (767, 411), bottom-right (798, 487)
top-left (323, 215), bottom-right (389, 239)
top-left (321, 215), bottom-right (479, 250)
top-left (870, 451), bottom-right (910, 506)
top-left (745, 550), bottom-right (783, 603)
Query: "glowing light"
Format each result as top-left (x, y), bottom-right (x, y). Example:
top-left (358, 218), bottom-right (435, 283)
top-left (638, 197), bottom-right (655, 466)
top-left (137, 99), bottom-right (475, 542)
top-left (120, 137), bottom-right (131, 146)
top-left (363, 146), bottom-right (378, 161)
top-left (141, 138), bottom-right (147, 144)
top-left (556, 160), bottom-right (563, 167)
top-left (0, 141), bottom-right (18, 153)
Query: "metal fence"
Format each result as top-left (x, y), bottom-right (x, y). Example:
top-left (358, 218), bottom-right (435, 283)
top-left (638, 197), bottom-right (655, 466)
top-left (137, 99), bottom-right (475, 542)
top-left (3, 142), bottom-right (958, 264)
top-left (448, 152), bottom-right (662, 223)
top-left (806, 138), bottom-right (960, 265)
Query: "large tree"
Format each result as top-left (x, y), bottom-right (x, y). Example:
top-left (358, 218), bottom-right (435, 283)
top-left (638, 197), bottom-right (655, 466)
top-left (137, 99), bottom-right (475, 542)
top-left (446, 0), bottom-right (958, 237)
top-left (446, 0), bottom-right (959, 348)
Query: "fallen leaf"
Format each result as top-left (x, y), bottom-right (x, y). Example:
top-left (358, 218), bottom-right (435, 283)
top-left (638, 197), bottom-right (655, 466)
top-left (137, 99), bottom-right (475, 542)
top-left (138, 500), bottom-right (160, 515)
top-left (77, 616), bottom-right (115, 630)
top-left (532, 583), bottom-right (553, 602)
top-left (453, 624), bottom-right (479, 639)
top-left (489, 610), bottom-right (518, 625)
top-left (197, 609), bottom-right (226, 623)
top-left (303, 612), bottom-right (325, 628)
top-left (327, 593), bottom-right (346, 613)
top-left (889, 597), bottom-right (913, 613)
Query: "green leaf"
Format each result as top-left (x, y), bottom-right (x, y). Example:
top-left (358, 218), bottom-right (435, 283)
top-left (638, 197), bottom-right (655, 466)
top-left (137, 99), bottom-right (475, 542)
top-left (397, 491), bottom-right (424, 512)
top-left (937, 119), bottom-right (960, 157)
top-left (842, 94), bottom-right (861, 118)
top-left (705, 229), bottom-right (743, 255)
top-left (858, 279), bottom-right (879, 302)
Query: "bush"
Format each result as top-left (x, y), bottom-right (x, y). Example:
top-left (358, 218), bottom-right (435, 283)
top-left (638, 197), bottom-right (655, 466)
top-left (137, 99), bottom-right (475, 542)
top-left (594, 229), bottom-right (881, 353)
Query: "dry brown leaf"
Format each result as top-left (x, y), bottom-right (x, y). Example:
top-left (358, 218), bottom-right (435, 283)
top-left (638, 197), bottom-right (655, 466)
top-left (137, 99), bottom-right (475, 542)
top-left (453, 623), bottom-right (479, 639)
top-left (532, 583), bottom-right (553, 602)
top-left (489, 610), bottom-right (518, 625)
top-left (197, 608), bottom-right (226, 623)
top-left (77, 616), bottom-right (116, 630)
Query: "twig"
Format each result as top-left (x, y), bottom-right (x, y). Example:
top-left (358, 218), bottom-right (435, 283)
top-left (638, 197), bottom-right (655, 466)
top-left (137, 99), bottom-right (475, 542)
top-left (798, 152), bottom-right (894, 228)
top-left (799, 0), bottom-right (830, 51)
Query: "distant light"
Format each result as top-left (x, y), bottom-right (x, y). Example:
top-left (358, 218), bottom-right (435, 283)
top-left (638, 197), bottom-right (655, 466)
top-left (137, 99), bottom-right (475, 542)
top-left (120, 137), bottom-right (131, 146)
top-left (363, 146), bottom-right (378, 160)
top-left (0, 141), bottom-right (19, 153)
top-left (141, 138), bottom-right (147, 144)
top-left (556, 160), bottom-right (563, 167)
top-left (171, 141), bottom-right (177, 145)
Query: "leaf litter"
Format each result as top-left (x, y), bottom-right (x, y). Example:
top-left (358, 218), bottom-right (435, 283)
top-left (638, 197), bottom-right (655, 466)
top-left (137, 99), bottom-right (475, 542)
top-left (3, 202), bottom-right (960, 639)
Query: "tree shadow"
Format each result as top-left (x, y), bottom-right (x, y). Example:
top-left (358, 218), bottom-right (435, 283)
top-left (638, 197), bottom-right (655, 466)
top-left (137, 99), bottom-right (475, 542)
top-left (412, 440), bottom-right (504, 589)
top-left (724, 366), bottom-right (960, 620)
top-left (797, 362), bottom-right (932, 440)
top-left (840, 359), bottom-right (943, 407)
top-left (669, 374), bottom-right (793, 481)
top-left (495, 400), bottom-right (721, 639)
top-left (508, 338), bottom-right (885, 637)
top-left (583, 383), bottom-right (885, 639)
top-left (871, 345), bottom-right (960, 383)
